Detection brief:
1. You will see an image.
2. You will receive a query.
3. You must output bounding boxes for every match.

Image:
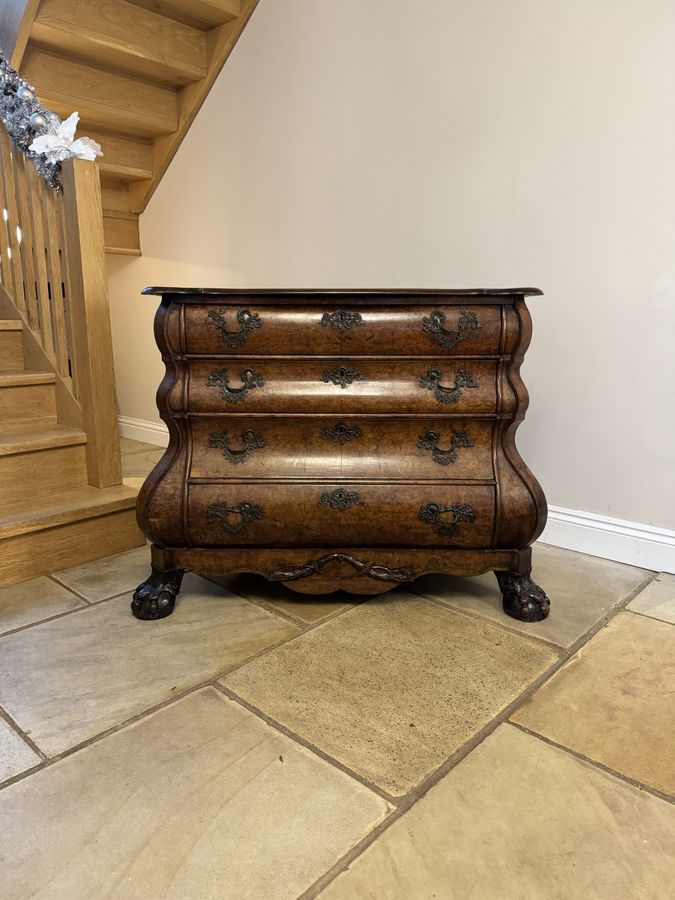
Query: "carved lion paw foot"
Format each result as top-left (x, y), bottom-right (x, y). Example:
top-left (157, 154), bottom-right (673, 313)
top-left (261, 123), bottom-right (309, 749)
top-left (131, 566), bottom-right (184, 620)
top-left (495, 571), bottom-right (550, 622)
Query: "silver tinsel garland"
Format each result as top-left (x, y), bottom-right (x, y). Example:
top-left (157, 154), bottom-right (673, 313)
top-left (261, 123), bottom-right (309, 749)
top-left (0, 51), bottom-right (66, 190)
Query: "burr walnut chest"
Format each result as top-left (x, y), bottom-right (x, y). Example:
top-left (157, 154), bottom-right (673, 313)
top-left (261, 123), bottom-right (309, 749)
top-left (133, 288), bottom-right (550, 623)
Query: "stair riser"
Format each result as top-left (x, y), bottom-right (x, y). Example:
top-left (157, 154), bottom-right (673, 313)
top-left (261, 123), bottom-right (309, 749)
top-left (0, 445), bottom-right (89, 507)
top-left (0, 510), bottom-right (144, 588)
top-left (0, 383), bottom-right (56, 423)
top-left (0, 331), bottom-right (24, 370)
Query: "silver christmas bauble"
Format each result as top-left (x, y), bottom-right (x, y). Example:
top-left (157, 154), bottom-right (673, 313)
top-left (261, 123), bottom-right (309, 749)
top-left (29, 112), bottom-right (48, 130)
top-left (17, 84), bottom-right (35, 101)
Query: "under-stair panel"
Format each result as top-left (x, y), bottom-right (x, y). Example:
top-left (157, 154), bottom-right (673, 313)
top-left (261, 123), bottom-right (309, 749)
top-left (32, 0), bottom-right (208, 87)
top-left (22, 47), bottom-right (179, 138)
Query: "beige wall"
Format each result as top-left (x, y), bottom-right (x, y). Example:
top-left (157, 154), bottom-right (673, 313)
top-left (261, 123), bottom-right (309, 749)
top-left (108, 0), bottom-right (675, 529)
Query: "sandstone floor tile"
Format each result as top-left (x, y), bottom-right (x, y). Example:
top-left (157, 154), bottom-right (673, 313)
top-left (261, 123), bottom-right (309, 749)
top-left (0, 689), bottom-right (391, 900)
top-left (628, 572), bottom-right (675, 624)
top-left (413, 543), bottom-right (649, 647)
top-left (210, 573), bottom-right (355, 623)
top-left (0, 576), bottom-right (85, 635)
top-left (122, 448), bottom-right (165, 478)
top-left (120, 437), bottom-right (162, 455)
top-left (319, 724), bottom-right (675, 900)
top-left (222, 593), bottom-right (557, 796)
top-left (0, 718), bottom-right (40, 784)
top-left (0, 575), bottom-right (298, 755)
top-left (53, 544), bottom-right (151, 601)
top-left (512, 612), bottom-right (675, 795)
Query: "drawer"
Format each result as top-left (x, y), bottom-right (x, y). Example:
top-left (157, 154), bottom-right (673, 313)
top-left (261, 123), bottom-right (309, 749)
top-left (188, 483), bottom-right (495, 548)
top-left (190, 417), bottom-right (495, 481)
top-left (183, 359), bottom-right (498, 415)
top-left (182, 304), bottom-right (502, 356)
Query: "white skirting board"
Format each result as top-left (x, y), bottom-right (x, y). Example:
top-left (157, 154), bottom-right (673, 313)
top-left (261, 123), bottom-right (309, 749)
top-left (118, 416), bottom-right (675, 574)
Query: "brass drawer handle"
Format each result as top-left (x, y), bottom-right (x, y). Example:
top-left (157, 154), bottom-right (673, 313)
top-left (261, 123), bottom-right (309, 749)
top-left (422, 309), bottom-right (479, 350)
top-left (417, 429), bottom-right (473, 466)
top-left (321, 366), bottom-right (363, 389)
top-left (320, 309), bottom-right (363, 330)
top-left (207, 308), bottom-right (262, 348)
top-left (206, 368), bottom-right (264, 404)
top-left (419, 368), bottom-right (478, 404)
top-left (206, 501), bottom-right (263, 534)
top-left (419, 502), bottom-right (475, 537)
top-left (320, 488), bottom-right (363, 510)
top-left (320, 423), bottom-right (363, 444)
top-left (208, 429), bottom-right (266, 465)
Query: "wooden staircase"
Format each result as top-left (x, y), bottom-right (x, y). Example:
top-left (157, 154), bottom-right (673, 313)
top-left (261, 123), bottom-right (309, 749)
top-left (0, 318), bottom-right (141, 587)
top-left (0, 125), bottom-right (143, 587)
top-left (6, 0), bottom-right (260, 254)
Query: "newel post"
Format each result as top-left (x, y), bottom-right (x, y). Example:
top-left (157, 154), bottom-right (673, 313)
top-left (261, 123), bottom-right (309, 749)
top-left (60, 157), bottom-right (123, 488)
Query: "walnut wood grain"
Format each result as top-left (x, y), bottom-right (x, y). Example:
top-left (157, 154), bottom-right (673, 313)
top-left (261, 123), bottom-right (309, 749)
top-left (189, 416), bottom-right (495, 481)
top-left (180, 359), bottom-right (498, 415)
top-left (186, 482), bottom-right (495, 548)
top-left (182, 304), bottom-right (502, 357)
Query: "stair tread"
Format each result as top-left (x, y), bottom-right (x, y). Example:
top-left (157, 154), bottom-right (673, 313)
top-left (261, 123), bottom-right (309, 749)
top-left (0, 321), bottom-right (23, 331)
top-left (0, 423), bottom-right (87, 456)
top-left (0, 483), bottom-right (139, 538)
top-left (0, 369), bottom-right (57, 386)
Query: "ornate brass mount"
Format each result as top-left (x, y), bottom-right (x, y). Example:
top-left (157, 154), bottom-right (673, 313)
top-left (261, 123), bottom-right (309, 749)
top-left (418, 502), bottom-right (475, 537)
top-left (321, 366), bottom-right (363, 389)
top-left (268, 552), bottom-right (414, 584)
top-left (207, 308), bottom-right (262, 348)
top-left (208, 429), bottom-right (266, 464)
top-left (419, 368), bottom-right (478, 404)
top-left (206, 501), bottom-right (263, 534)
top-left (320, 309), bottom-right (364, 331)
top-left (422, 309), bottom-right (480, 350)
top-left (320, 422), bottom-right (363, 444)
top-left (206, 368), bottom-right (264, 404)
top-left (417, 429), bottom-right (473, 466)
top-left (319, 488), bottom-right (363, 510)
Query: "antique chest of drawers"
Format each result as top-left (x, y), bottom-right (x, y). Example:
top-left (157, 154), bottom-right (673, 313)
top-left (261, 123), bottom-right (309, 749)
top-left (133, 288), bottom-right (550, 623)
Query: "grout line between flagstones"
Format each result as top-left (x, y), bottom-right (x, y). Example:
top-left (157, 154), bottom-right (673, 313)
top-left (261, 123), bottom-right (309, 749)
top-left (508, 720), bottom-right (675, 806)
top-left (0, 704), bottom-right (47, 762)
top-left (623, 606), bottom-right (675, 628)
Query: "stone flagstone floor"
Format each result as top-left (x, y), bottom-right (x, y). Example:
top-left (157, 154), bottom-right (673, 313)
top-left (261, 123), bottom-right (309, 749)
top-left (0, 438), bottom-right (673, 898)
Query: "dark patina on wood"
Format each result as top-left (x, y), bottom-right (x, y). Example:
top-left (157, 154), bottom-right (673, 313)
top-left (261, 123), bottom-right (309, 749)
top-left (133, 288), bottom-right (550, 622)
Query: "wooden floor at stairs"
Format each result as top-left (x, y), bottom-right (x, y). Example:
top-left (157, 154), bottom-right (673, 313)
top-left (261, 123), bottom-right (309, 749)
top-left (0, 318), bottom-right (143, 589)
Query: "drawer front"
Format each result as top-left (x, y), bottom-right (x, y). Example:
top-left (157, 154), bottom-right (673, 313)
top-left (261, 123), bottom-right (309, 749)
top-left (183, 304), bottom-right (502, 356)
top-left (184, 359), bottom-right (497, 415)
top-left (190, 417), bottom-right (495, 481)
top-left (188, 483), bottom-right (495, 548)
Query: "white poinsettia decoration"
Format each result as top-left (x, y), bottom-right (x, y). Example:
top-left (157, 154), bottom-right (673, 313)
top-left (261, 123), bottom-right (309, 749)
top-left (29, 112), bottom-right (102, 164)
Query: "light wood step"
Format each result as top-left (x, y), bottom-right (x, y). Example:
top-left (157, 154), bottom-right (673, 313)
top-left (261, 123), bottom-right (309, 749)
top-left (22, 47), bottom-right (179, 137)
top-left (0, 369), bottom-right (57, 423)
top-left (32, 0), bottom-right (208, 87)
top-left (0, 442), bottom-right (89, 507)
top-left (129, 0), bottom-right (241, 30)
top-left (0, 320), bottom-right (24, 370)
top-left (0, 422), bottom-right (86, 456)
top-left (0, 483), bottom-right (144, 588)
top-left (103, 213), bottom-right (141, 256)
top-left (85, 129), bottom-right (153, 183)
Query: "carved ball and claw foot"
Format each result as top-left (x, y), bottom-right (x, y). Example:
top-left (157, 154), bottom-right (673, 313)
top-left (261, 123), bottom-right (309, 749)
top-left (495, 571), bottom-right (551, 622)
top-left (131, 564), bottom-right (185, 620)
